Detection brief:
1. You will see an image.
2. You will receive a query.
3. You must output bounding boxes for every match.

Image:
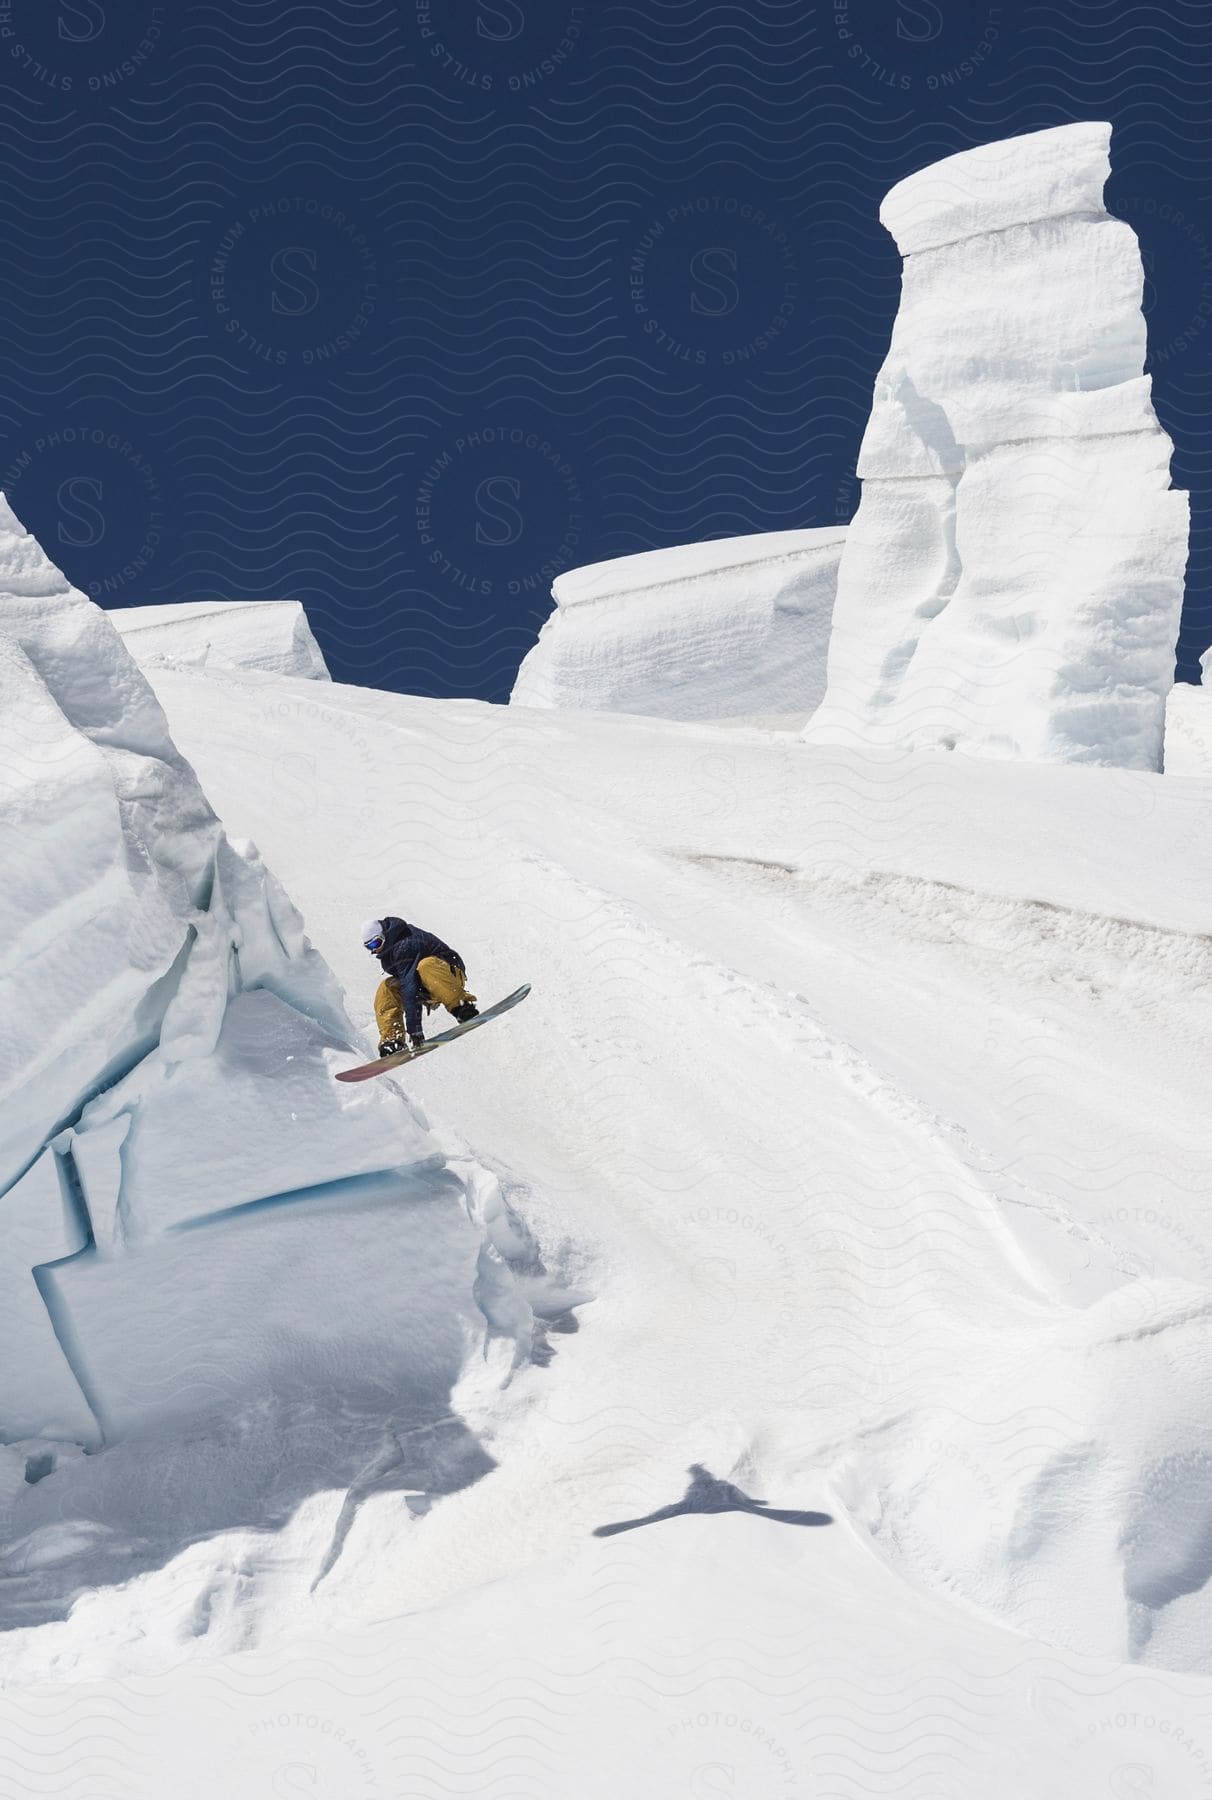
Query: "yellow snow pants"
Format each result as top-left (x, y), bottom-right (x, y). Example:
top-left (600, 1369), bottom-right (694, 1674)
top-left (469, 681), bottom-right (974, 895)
top-left (374, 958), bottom-right (476, 1039)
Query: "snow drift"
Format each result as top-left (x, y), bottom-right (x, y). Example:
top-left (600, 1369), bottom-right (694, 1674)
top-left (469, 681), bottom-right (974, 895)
top-left (511, 528), bottom-right (845, 721)
top-left (109, 598), bottom-right (329, 681)
top-left (805, 121), bottom-right (1189, 769)
top-left (0, 495), bottom-right (525, 1464)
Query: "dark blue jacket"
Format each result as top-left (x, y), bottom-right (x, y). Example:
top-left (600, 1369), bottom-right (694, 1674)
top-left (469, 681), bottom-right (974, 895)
top-left (375, 915), bottom-right (465, 1036)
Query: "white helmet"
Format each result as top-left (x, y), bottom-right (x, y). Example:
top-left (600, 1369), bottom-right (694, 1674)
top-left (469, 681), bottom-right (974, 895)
top-left (360, 918), bottom-right (385, 948)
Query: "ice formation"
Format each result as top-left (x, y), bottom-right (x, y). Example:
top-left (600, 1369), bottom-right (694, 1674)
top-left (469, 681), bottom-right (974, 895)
top-left (1164, 648), bottom-right (1212, 775)
top-left (0, 495), bottom-right (522, 1452)
top-left (805, 121), bottom-right (1190, 770)
top-left (511, 527), bottom-right (846, 721)
top-left (138, 644), bottom-right (1212, 1685)
top-left (109, 598), bottom-right (330, 680)
top-left (5, 120), bottom-right (1212, 1783)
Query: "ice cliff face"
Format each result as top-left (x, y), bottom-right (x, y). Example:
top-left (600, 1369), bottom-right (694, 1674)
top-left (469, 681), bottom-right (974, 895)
top-left (1164, 648), bottom-right (1212, 776)
top-left (109, 599), bottom-right (330, 681)
top-left (805, 121), bottom-right (1189, 770)
top-left (0, 495), bottom-right (520, 1450)
top-left (511, 528), bottom-right (846, 721)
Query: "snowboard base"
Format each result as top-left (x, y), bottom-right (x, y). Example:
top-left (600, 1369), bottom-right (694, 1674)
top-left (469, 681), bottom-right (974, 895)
top-left (335, 984), bottom-right (531, 1082)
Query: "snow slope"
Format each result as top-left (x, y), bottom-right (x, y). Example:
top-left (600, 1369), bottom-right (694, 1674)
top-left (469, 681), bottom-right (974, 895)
top-left (0, 500), bottom-right (547, 1637)
top-left (806, 122), bottom-right (1189, 769)
top-left (5, 641), bottom-right (1204, 1791)
top-left (109, 598), bottom-right (330, 680)
top-left (512, 527), bottom-right (845, 720)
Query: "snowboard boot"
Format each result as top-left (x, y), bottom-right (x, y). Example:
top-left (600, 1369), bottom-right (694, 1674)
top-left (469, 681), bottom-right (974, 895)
top-left (378, 1036), bottom-right (408, 1057)
top-left (450, 1001), bottom-right (479, 1024)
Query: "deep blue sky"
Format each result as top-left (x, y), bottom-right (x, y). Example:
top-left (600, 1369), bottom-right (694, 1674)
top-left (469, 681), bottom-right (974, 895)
top-left (1, 0), bottom-right (1209, 698)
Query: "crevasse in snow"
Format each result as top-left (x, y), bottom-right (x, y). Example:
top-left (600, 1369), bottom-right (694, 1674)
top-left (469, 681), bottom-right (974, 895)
top-left (804, 120), bottom-right (1190, 769)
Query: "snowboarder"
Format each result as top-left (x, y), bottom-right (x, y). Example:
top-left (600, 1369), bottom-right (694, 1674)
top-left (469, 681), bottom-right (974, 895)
top-left (361, 915), bottom-right (479, 1056)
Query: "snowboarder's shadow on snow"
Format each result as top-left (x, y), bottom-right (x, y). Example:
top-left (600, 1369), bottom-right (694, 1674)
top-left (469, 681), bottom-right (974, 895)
top-left (592, 1463), bottom-right (832, 1537)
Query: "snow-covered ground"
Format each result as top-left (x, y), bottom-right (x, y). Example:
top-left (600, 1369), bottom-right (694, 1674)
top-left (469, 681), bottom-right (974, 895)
top-left (5, 643), bottom-right (1208, 1794)
top-left (0, 500), bottom-right (559, 1736)
top-left (5, 112), bottom-right (1212, 1800)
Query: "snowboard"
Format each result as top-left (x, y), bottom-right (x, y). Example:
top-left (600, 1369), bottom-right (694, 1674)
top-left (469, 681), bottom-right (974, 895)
top-left (335, 984), bottom-right (531, 1082)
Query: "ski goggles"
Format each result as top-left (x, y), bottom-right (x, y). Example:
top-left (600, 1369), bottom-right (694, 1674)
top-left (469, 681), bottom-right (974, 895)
top-left (364, 935), bottom-right (385, 953)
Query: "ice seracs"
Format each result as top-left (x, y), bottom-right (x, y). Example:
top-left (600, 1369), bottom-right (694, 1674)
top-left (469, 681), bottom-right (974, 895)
top-left (109, 598), bottom-right (330, 681)
top-left (805, 121), bottom-right (1190, 770)
top-left (511, 527), bottom-right (845, 722)
top-left (0, 493), bottom-right (527, 1453)
top-left (1164, 647), bottom-right (1212, 775)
